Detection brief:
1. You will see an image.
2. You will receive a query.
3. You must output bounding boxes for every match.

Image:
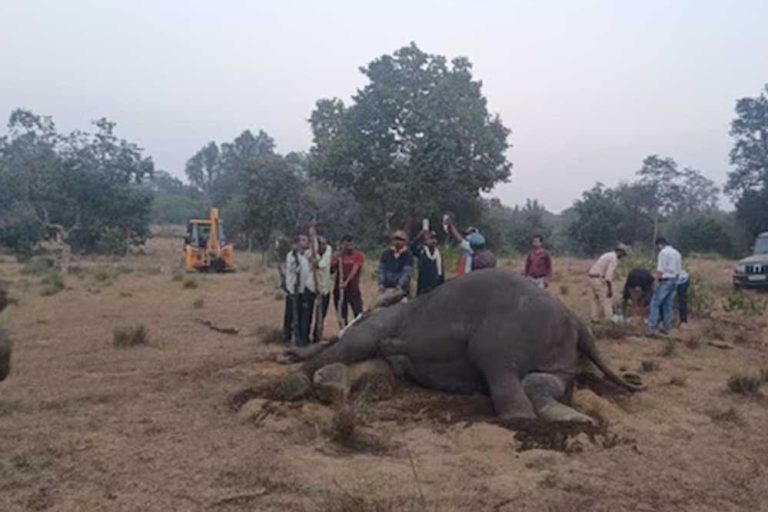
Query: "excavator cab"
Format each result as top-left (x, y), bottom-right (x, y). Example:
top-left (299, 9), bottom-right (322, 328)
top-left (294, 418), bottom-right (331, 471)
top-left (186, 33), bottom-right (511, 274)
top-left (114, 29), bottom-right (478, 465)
top-left (183, 208), bottom-right (235, 272)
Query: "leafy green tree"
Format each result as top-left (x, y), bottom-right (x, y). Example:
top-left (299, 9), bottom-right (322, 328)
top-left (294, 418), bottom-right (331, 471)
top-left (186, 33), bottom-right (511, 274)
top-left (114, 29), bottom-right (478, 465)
top-left (666, 214), bottom-right (735, 257)
top-left (0, 109), bottom-right (154, 257)
top-left (309, 43), bottom-right (511, 231)
top-left (229, 152), bottom-right (304, 250)
top-left (567, 183), bottom-right (626, 255)
top-left (636, 155), bottom-right (685, 246)
top-left (185, 130), bottom-right (276, 206)
top-left (726, 84), bottom-right (768, 236)
top-left (150, 171), bottom-right (206, 225)
top-left (184, 142), bottom-right (221, 202)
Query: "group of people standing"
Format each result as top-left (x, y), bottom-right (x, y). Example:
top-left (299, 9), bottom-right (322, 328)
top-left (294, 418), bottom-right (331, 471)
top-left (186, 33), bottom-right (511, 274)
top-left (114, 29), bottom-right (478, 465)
top-left (588, 237), bottom-right (688, 335)
top-left (281, 218), bottom-right (503, 346)
top-left (282, 233), bottom-right (365, 345)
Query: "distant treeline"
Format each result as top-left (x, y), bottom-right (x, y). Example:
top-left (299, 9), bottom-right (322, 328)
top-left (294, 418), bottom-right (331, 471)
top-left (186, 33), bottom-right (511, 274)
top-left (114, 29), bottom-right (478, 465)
top-left (1, 44), bottom-right (766, 259)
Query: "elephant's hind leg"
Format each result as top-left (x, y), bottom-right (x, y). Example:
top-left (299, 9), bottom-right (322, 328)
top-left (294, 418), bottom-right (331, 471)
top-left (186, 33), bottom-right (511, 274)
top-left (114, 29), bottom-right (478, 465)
top-left (485, 371), bottom-right (536, 420)
top-left (522, 373), bottom-right (595, 424)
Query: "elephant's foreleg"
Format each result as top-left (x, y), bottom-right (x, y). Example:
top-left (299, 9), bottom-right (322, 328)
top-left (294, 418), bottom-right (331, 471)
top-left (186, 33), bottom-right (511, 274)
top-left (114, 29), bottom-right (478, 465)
top-left (312, 359), bottom-right (396, 403)
top-left (522, 373), bottom-right (595, 424)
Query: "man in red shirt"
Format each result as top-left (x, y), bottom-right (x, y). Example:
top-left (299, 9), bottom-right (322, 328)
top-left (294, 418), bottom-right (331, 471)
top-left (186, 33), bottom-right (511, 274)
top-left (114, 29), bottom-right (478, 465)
top-left (331, 234), bottom-right (365, 325)
top-left (523, 235), bottom-right (553, 289)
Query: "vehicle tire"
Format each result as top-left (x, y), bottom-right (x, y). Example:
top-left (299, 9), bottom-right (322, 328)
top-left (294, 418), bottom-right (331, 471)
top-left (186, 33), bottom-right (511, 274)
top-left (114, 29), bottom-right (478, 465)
top-left (211, 258), bottom-right (226, 273)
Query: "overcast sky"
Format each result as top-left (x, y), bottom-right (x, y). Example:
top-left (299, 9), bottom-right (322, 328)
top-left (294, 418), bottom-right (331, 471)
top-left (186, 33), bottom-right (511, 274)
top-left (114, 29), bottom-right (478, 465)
top-left (1, 0), bottom-right (766, 212)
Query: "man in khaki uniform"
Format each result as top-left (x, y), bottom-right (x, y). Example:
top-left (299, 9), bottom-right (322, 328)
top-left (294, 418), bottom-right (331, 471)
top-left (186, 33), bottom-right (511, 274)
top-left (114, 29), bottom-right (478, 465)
top-left (588, 243), bottom-right (627, 322)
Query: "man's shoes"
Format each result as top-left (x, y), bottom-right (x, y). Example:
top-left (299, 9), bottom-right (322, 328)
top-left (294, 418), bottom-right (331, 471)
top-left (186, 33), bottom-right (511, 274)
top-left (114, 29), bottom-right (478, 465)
top-left (645, 328), bottom-right (657, 338)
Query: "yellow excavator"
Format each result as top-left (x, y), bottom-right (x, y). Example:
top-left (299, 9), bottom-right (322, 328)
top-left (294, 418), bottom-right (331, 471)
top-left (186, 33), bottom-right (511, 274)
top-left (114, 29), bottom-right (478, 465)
top-left (183, 207), bottom-right (235, 272)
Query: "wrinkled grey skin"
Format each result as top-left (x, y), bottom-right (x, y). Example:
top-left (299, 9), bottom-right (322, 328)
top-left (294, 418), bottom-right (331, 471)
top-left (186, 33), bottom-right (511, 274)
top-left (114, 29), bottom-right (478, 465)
top-left (282, 269), bottom-right (643, 422)
top-left (0, 280), bottom-right (10, 381)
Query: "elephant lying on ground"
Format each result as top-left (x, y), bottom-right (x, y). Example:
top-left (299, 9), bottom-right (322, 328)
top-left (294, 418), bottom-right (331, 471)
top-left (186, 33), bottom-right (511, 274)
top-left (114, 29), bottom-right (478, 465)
top-left (276, 269), bottom-right (644, 423)
top-left (0, 280), bottom-right (11, 381)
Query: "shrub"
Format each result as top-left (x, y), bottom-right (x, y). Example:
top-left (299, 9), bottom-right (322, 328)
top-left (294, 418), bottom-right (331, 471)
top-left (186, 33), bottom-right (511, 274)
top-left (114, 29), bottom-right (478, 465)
top-left (182, 277), bottom-right (198, 289)
top-left (660, 338), bottom-right (676, 357)
top-left (330, 402), bottom-right (357, 444)
top-left (171, 273), bottom-right (183, 282)
top-left (668, 375), bottom-right (687, 387)
top-left (723, 291), bottom-right (768, 316)
top-left (708, 406), bottom-right (742, 424)
top-left (113, 325), bottom-right (149, 348)
top-left (702, 322), bottom-right (725, 341)
top-left (40, 273), bottom-right (65, 296)
top-left (727, 374), bottom-right (762, 395)
top-left (92, 266), bottom-right (114, 283)
top-left (641, 360), bottom-right (659, 372)
top-left (256, 326), bottom-right (283, 345)
top-left (21, 257), bottom-right (57, 275)
top-left (688, 273), bottom-right (716, 318)
top-left (193, 298), bottom-right (204, 309)
top-left (684, 337), bottom-right (701, 350)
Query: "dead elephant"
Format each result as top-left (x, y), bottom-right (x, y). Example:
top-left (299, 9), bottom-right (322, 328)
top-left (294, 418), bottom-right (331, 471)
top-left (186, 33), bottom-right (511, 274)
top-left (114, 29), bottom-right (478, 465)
top-left (276, 269), bottom-right (643, 423)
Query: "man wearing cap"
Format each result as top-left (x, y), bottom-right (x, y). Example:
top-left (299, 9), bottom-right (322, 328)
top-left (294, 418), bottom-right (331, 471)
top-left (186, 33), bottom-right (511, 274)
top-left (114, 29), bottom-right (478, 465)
top-left (587, 243), bottom-right (627, 322)
top-left (378, 230), bottom-right (415, 295)
top-left (468, 232), bottom-right (497, 270)
top-left (647, 237), bottom-right (683, 335)
top-left (445, 219), bottom-right (496, 275)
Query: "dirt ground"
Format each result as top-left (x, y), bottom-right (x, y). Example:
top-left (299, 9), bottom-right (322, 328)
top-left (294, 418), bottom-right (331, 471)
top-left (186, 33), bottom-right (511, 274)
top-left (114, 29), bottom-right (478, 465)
top-left (1, 236), bottom-right (767, 511)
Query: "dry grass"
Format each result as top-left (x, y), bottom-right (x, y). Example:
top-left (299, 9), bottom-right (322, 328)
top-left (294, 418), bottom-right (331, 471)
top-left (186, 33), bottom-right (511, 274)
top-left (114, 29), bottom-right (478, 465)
top-left (113, 325), bottom-right (149, 348)
top-left (182, 277), bottom-right (198, 289)
top-left (320, 492), bottom-right (425, 512)
top-left (192, 298), bottom-right (205, 309)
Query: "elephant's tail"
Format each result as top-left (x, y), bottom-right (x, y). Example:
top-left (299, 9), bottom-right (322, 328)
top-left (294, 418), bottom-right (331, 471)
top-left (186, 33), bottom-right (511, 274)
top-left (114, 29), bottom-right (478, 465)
top-left (576, 321), bottom-right (646, 392)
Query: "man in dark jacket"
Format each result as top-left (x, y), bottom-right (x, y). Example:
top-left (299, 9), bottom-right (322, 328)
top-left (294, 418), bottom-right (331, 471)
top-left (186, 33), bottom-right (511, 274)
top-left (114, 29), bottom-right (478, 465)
top-left (622, 267), bottom-right (655, 318)
top-left (410, 229), bottom-right (444, 295)
top-left (378, 230), bottom-right (414, 295)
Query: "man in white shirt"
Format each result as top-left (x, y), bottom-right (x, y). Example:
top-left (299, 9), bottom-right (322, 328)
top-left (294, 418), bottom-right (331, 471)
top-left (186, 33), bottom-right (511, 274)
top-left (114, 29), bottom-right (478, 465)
top-left (647, 237), bottom-right (682, 335)
top-left (283, 234), bottom-right (315, 346)
top-left (587, 243), bottom-right (627, 322)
